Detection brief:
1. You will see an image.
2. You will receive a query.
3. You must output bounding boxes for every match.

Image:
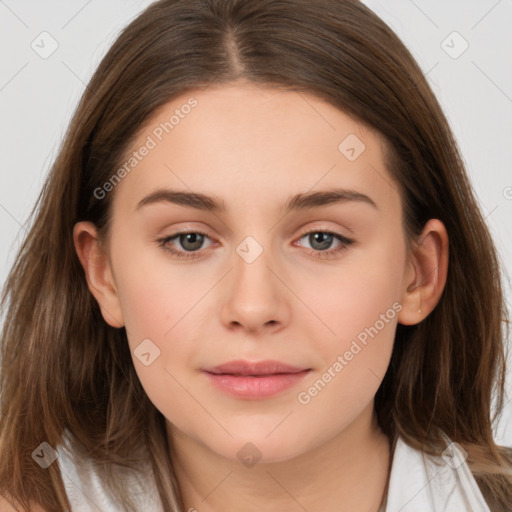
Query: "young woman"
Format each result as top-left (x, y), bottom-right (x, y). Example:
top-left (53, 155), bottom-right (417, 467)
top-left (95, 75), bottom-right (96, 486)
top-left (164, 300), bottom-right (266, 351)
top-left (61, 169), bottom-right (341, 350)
top-left (1, 0), bottom-right (511, 511)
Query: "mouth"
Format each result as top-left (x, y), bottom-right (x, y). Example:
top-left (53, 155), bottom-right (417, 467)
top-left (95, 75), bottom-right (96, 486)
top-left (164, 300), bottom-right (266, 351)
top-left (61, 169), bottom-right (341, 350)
top-left (203, 359), bottom-right (310, 376)
top-left (202, 359), bottom-right (312, 399)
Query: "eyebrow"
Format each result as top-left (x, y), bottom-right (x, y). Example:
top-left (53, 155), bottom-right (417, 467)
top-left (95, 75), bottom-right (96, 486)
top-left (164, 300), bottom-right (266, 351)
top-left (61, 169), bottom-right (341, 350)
top-left (135, 187), bottom-right (378, 213)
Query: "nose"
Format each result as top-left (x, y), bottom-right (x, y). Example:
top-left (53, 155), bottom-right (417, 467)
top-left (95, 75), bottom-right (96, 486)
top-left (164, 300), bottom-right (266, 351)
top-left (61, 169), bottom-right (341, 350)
top-left (219, 239), bottom-right (291, 335)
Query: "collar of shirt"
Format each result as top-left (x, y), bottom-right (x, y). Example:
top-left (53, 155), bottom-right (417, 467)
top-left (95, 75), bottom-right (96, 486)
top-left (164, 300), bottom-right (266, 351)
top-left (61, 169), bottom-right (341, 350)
top-left (385, 433), bottom-right (490, 512)
top-left (57, 430), bottom-right (491, 512)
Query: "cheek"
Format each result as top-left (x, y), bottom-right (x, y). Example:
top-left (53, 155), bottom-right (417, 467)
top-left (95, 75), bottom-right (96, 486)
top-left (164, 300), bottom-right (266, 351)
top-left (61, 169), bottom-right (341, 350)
top-left (110, 243), bottom-right (212, 423)
top-left (112, 238), bottom-right (203, 342)
top-left (294, 281), bottom-right (399, 441)
top-left (298, 234), bottom-right (405, 350)
top-left (293, 326), bottom-right (394, 457)
top-left (114, 271), bottom-right (201, 434)
top-left (293, 238), bottom-right (404, 406)
top-left (116, 270), bottom-right (173, 346)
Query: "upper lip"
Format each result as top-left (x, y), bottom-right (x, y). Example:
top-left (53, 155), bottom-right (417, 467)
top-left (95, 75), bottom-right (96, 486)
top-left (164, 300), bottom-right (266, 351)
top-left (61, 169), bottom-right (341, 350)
top-left (203, 359), bottom-right (310, 376)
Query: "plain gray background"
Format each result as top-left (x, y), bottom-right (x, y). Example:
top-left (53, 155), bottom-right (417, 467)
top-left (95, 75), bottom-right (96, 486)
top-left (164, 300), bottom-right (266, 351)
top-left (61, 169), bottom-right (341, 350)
top-left (1, 0), bottom-right (511, 446)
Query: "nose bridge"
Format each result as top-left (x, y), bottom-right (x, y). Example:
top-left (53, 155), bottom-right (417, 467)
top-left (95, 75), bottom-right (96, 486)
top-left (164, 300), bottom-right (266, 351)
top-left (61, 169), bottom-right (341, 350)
top-left (232, 233), bottom-right (278, 298)
top-left (220, 232), bottom-right (288, 331)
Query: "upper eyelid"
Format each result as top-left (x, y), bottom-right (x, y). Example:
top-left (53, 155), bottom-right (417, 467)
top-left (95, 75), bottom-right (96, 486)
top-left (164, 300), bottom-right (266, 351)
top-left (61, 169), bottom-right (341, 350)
top-left (158, 229), bottom-right (354, 262)
top-left (298, 227), bottom-right (352, 239)
top-left (161, 227), bottom-right (353, 247)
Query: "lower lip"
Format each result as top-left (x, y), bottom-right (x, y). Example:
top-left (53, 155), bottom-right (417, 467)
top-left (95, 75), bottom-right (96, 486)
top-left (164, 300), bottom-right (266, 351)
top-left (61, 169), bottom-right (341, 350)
top-left (203, 370), bottom-right (311, 399)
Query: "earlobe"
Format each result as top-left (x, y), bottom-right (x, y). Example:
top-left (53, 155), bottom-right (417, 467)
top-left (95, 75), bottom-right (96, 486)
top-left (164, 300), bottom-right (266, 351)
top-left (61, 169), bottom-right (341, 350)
top-left (72, 221), bottom-right (125, 328)
top-left (397, 219), bottom-right (449, 326)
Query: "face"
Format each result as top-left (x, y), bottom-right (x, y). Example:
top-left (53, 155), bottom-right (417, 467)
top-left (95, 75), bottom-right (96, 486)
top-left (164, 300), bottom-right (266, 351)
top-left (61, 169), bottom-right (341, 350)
top-left (95, 80), bottom-right (413, 463)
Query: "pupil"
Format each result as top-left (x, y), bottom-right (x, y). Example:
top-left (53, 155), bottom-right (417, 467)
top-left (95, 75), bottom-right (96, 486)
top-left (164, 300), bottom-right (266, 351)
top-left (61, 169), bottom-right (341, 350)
top-left (311, 232), bottom-right (332, 250)
top-left (181, 233), bottom-right (203, 251)
top-left (178, 232), bottom-right (333, 252)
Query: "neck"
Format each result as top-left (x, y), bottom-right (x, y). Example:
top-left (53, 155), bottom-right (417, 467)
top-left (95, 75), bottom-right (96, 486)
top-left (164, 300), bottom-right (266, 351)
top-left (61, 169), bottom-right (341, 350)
top-left (167, 403), bottom-right (391, 512)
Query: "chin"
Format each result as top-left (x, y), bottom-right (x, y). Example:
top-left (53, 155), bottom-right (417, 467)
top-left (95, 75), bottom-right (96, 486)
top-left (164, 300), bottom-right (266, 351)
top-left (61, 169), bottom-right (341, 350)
top-left (205, 428), bottom-right (316, 466)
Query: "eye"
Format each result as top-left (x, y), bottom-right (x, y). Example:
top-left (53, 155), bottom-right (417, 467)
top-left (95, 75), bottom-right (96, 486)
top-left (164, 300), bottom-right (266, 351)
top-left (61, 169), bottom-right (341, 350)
top-left (295, 229), bottom-right (354, 259)
top-left (156, 230), bottom-right (214, 260)
top-left (156, 228), bottom-right (355, 261)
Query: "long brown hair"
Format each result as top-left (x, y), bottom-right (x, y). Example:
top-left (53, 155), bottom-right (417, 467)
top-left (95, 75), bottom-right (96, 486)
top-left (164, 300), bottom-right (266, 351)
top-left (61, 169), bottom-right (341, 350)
top-left (1, 0), bottom-right (511, 510)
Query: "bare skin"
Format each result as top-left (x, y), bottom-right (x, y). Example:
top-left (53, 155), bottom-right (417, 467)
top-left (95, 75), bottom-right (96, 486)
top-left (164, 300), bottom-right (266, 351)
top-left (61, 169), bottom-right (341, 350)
top-left (74, 79), bottom-right (448, 511)
top-left (0, 496), bottom-right (47, 512)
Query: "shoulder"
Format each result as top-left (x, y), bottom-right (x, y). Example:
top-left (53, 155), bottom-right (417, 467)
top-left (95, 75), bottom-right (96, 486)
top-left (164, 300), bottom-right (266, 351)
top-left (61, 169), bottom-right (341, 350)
top-left (55, 431), bottom-right (165, 511)
top-left (385, 434), bottom-right (491, 511)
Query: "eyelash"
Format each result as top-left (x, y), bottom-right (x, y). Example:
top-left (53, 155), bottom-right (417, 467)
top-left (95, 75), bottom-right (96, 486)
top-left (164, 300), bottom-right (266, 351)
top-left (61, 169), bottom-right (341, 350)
top-left (156, 228), bottom-right (354, 260)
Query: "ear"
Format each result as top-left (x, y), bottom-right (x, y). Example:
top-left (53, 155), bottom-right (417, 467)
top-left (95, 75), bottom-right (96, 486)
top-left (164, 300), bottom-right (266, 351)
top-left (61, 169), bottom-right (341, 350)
top-left (397, 218), bottom-right (449, 326)
top-left (73, 221), bottom-right (125, 328)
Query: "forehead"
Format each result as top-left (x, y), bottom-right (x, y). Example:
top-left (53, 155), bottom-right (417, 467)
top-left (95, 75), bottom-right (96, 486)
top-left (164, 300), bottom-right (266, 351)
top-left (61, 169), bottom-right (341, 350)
top-left (111, 81), bottom-right (400, 217)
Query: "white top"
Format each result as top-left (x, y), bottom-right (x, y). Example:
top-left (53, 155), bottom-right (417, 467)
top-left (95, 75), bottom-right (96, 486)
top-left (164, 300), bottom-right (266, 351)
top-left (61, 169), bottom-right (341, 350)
top-left (56, 432), bottom-right (490, 511)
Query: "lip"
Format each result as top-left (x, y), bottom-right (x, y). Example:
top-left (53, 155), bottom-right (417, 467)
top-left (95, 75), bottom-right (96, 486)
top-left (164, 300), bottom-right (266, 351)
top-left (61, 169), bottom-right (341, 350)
top-left (202, 359), bottom-right (311, 399)
top-left (204, 359), bottom-right (309, 376)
